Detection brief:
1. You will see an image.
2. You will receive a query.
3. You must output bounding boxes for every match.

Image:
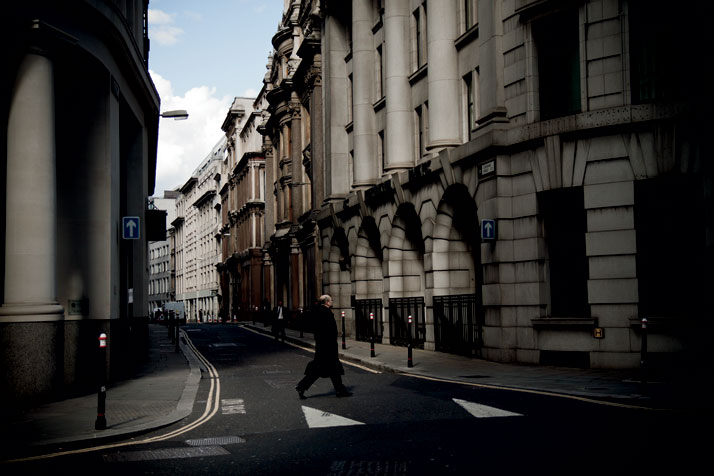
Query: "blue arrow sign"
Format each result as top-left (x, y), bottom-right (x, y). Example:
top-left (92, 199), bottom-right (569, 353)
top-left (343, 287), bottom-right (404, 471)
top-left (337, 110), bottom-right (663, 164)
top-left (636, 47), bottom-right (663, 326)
top-left (481, 219), bottom-right (496, 241)
top-left (123, 216), bottom-right (140, 240)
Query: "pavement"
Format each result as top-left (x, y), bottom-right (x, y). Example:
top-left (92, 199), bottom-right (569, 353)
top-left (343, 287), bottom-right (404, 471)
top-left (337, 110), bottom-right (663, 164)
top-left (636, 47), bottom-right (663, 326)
top-left (1, 322), bottom-right (711, 460)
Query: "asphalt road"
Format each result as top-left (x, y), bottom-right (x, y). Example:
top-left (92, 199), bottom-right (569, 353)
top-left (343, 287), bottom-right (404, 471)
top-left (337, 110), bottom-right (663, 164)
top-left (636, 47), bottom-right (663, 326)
top-left (8, 325), bottom-right (708, 475)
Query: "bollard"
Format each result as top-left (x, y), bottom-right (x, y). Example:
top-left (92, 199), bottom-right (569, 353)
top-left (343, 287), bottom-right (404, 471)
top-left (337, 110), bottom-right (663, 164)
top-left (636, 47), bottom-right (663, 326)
top-left (407, 315), bottom-right (413, 368)
top-left (370, 312), bottom-right (376, 358)
top-left (300, 308), bottom-right (304, 338)
top-left (640, 317), bottom-right (648, 385)
top-left (341, 311), bottom-right (346, 349)
top-left (175, 317), bottom-right (180, 352)
top-left (95, 333), bottom-right (107, 430)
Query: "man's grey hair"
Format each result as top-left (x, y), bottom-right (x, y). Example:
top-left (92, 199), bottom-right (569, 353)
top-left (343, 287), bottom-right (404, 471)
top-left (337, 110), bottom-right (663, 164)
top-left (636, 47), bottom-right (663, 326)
top-left (318, 295), bottom-right (332, 305)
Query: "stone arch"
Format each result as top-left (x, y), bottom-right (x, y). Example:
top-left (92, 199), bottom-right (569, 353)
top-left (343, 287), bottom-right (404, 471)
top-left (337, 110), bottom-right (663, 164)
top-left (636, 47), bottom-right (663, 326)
top-left (383, 203), bottom-right (426, 344)
top-left (430, 184), bottom-right (481, 296)
top-left (426, 183), bottom-right (484, 354)
top-left (385, 203), bottom-right (426, 298)
top-left (353, 216), bottom-right (383, 299)
top-left (322, 227), bottom-right (352, 315)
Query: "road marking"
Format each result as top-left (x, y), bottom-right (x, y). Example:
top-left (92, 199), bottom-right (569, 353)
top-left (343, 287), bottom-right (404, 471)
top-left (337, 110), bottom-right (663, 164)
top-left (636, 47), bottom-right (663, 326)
top-left (453, 398), bottom-right (522, 418)
top-left (222, 398), bottom-right (246, 414)
top-left (302, 406), bottom-right (366, 428)
top-left (102, 446), bottom-right (229, 463)
top-left (329, 460), bottom-right (408, 475)
top-left (186, 436), bottom-right (245, 446)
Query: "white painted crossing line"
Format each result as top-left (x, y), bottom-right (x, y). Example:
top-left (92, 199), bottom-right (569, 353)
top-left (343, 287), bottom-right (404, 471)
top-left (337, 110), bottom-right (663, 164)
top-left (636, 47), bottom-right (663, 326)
top-left (222, 398), bottom-right (246, 414)
top-left (302, 406), bottom-right (366, 428)
top-left (453, 398), bottom-right (523, 418)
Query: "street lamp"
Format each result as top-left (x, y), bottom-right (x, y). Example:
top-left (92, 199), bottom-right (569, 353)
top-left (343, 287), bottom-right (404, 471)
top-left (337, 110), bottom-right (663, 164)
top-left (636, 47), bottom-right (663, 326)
top-left (160, 109), bottom-right (189, 120)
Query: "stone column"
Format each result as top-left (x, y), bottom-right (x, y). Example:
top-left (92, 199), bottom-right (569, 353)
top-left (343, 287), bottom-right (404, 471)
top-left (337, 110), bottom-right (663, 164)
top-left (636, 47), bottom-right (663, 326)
top-left (1, 51), bottom-right (64, 401)
top-left (384, 0), bottom-right (414, 170)
top-left (323, 14), bottom-right (350, 199)
top-left (426, 0), bottom-right (461, 150)
top-left (289, 98), bottom-right (303, 222)
top-left (1, 51), bottom-right (64, 321)
top-left (477, 0), bottom-right (508, 125)
top-left (352, 0), bottom-right (378, 186)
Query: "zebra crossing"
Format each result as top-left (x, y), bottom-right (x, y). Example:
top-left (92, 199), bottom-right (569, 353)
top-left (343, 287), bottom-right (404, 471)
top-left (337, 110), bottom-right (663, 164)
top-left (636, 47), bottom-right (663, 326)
top-left (220, 397), bottom-right (522, 428)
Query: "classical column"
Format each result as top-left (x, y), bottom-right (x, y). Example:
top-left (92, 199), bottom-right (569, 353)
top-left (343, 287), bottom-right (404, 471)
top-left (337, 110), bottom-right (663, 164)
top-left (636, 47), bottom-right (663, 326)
top-left (323, 14), bottom-right (350, 199)
top-left (384, 0), bottom-right (414, 170)
top-left (426, 0), bottom-right (461, 150)
top-left (352, 0), bottom-right (378, 186)
top-left (1, 51), bottom-right (64, 321)
top-left (289, 98), bottom-right (303, 222)
top-left (477, 0), bottom-right (508, 125)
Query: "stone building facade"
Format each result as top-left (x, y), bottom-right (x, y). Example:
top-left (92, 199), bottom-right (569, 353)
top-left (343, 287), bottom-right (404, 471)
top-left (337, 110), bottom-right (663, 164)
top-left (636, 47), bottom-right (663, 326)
top-left (261, 2), bottom-right (323, 319)
top-left (1, 0), bottom-right (160, 403)
top-left (172, 139), bottom-right (225, 322)
top-left (218, 97), bottom-right (266, 321)
top-left (270, 0), bottom-right (713, 371)
top-left (148, 191), bottom-right (179, 314)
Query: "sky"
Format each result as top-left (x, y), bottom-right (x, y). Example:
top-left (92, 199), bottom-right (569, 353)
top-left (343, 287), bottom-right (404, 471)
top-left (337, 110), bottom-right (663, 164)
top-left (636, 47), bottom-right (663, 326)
top-left (148, 0), bottom-right (284, 196)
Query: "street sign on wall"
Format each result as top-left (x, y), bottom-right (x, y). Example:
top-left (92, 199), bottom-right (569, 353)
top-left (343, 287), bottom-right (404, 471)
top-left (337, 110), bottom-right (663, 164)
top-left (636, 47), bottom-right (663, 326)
top-left (481, 219), bottom-right (496, 241)
top-left (123, 216), bottom-right (140, 240)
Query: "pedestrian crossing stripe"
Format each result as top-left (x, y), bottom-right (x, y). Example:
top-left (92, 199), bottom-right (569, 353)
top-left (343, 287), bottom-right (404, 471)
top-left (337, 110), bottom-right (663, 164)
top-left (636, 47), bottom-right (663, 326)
top-left (452, 398), bottom-right (523, 418)
top-left (302, 406), bottom-right (366, 428)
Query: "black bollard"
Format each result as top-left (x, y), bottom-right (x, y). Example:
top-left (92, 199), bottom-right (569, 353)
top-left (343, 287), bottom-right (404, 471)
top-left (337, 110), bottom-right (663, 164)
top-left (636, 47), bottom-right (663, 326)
top-left (407, 315), bottom-right (413, 368)
top-left (341, 311), bottom-right (346, 350)
top-left (300, 308), bottom-right (304, 338)
top-left (95, 333), bottom-right (107, 430)
top-left (640, 317), bottom-right (648, 385)
top-left (370, 312), bottom-right (376, 358)
top-left (175, 317), bottom-right (180, 352)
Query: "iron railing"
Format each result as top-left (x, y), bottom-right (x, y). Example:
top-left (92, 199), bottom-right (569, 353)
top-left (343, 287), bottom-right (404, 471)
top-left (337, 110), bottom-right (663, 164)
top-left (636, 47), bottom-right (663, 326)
top-left (388, 297), bottom-right (425, 348)
top-left (354, 299), bottom-right (383, 343)
top-left (433, 293), bottom-right (482, 356)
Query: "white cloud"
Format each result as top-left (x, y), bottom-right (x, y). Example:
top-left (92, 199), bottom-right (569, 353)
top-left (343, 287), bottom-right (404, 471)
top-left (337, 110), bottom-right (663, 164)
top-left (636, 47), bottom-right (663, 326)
top-left (148, 9), bottom-right (184, 46)
top-left (151, 70), bottom-right (232, 196)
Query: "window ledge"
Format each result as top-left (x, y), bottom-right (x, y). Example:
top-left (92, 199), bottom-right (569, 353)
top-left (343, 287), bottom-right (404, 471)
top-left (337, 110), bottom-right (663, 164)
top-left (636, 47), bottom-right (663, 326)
top-left (408, 64), bottom-right (428, 85)
top-left (455, 24), bottom-right (479, 50)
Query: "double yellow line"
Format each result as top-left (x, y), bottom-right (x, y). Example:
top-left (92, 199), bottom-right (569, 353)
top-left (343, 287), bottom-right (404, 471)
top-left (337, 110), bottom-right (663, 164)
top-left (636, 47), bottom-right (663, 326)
top-left (4, 329), bottom-right (221, 463)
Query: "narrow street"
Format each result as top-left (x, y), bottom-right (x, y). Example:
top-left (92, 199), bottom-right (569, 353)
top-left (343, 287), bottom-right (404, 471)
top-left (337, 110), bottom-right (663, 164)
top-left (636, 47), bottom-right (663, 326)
top-left (6, 325), bottom-right (707, 475)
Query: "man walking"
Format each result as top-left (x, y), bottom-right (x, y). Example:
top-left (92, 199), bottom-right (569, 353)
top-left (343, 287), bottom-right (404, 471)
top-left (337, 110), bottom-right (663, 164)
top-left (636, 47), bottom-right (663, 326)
top-left (273, 300), bottom-right (286, 341)
top-left (296, 295), bottom-right (351, 398)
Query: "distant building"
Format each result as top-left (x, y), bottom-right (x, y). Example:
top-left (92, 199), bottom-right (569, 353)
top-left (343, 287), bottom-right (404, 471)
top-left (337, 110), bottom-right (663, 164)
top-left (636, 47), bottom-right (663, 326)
top-left (218, 97), bottom-right (266, 321)
top-left (172, 139), bottom-right (225, 322)
top-left (149, 191), bottom-right (179, 315)
top-left (1, 1), bottom-right (160, 403)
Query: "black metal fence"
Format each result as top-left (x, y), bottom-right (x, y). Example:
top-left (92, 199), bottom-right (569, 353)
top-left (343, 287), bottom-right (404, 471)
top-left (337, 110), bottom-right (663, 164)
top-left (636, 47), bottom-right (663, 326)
top-left (354, 298), bottom-right (383, 343)
top-left (433, 293), bottom-right (482, 356)
top-left (388, 297), bottom-right (425, 348)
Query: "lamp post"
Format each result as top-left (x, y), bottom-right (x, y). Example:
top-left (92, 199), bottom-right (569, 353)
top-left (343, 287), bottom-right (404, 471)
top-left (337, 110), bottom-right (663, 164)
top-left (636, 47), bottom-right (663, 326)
top-left (160, 109), bottom-right (189, 120)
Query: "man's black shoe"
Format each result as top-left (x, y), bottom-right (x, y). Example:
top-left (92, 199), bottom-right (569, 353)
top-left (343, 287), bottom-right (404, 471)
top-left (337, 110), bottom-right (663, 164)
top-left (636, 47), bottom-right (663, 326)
top-left (296, 387), bottom-right (307, 400)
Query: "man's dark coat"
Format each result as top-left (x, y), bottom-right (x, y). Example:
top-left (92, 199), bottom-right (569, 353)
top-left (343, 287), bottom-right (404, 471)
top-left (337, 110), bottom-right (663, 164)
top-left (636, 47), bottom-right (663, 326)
top-left (305, 304), bottom-right (344, 378)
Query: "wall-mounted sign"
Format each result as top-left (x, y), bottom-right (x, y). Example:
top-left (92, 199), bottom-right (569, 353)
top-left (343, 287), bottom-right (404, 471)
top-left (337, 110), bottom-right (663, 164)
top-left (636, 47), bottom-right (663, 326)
top-left (481, 219), bottom-right (496, 241)
top-left (593, 328), bottom-right (605, 339)
top-left (479, 159), bottom-right (496, 178)
top-left (123, 216), bottom-right (140, 240)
